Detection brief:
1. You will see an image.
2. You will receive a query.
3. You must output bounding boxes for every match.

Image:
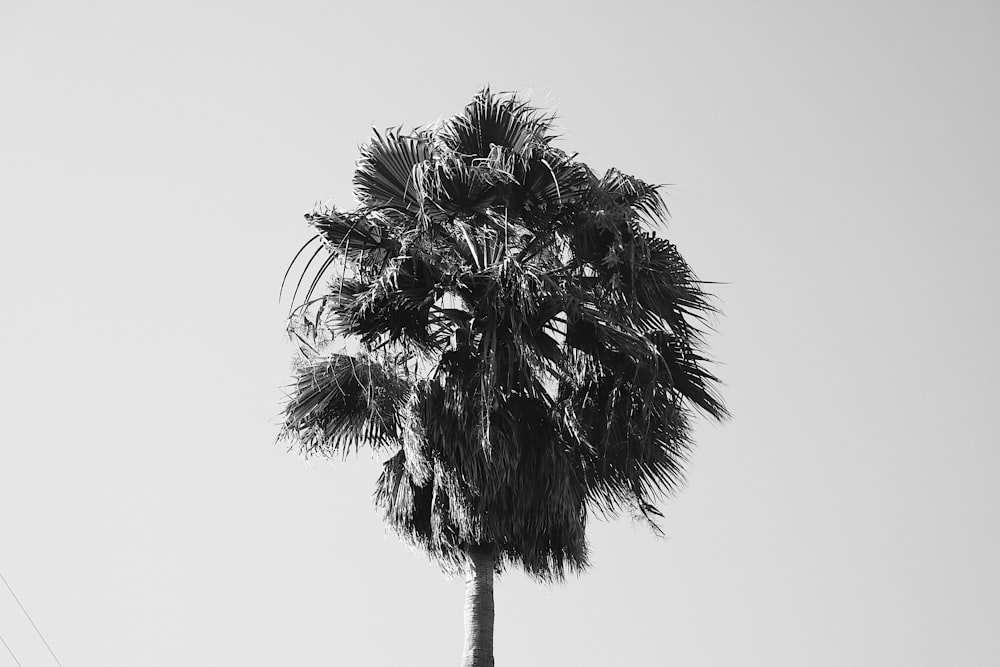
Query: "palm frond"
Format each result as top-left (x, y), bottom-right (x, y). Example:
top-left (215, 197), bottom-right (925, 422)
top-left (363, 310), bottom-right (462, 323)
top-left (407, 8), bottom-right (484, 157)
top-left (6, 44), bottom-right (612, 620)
top-left (519, 148), bottom-right (592, 220)
top-left (649, 331), bottom-right (729, 420)
top-left (281, 354), bottom-right (408, 457)
top-left (306, 205), bottom-right (398, 256)
top-left (353, 128), bottom-right (431, 211)
top-left (424, 154), bottom-right (497, 216)
top-left (442, 87), bottom-right (555, 158)
top-left (600, 168), bottom-right (668, 224)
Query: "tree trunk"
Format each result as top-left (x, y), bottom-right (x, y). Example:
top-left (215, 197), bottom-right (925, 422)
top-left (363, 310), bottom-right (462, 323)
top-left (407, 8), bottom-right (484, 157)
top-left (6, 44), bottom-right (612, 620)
top-left (461, 546), bottom-right (496, 667)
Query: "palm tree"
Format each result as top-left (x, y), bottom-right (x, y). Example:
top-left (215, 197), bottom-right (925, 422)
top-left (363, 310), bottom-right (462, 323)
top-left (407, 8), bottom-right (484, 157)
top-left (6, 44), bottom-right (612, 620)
top-left (280, 88), bottom-right (727, 667)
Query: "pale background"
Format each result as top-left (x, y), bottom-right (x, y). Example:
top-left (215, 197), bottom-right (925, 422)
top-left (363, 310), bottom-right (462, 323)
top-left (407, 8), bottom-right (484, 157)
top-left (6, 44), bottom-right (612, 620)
top-left (2, 1), bottom-right (998, 665)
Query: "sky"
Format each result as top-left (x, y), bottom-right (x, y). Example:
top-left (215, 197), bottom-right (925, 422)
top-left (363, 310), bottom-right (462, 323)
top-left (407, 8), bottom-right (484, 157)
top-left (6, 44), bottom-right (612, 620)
top-left (1, 0), bottom-right (998, 665)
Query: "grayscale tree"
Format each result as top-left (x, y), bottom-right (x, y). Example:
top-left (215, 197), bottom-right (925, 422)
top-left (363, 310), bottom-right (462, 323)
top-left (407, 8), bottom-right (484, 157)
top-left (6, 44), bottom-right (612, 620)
top-left (280, 88), bottom-right (727, 667)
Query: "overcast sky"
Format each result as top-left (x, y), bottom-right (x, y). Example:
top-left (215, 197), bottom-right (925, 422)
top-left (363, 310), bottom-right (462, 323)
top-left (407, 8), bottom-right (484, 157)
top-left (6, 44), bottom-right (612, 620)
top-left (2, 1), bottom-right (998, 665)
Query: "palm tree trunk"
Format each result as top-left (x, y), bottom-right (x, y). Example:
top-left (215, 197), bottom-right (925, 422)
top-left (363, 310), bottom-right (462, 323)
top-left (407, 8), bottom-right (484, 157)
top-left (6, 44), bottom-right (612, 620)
top-left (461, 545), bottom-right (495, 667)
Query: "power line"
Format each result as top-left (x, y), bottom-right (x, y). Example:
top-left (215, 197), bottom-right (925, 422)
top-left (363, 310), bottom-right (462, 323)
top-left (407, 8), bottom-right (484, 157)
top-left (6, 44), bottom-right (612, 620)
top-left (0, 630), bottom-right (23, 667)
top-left (0, 570), bottom-right (63, 667)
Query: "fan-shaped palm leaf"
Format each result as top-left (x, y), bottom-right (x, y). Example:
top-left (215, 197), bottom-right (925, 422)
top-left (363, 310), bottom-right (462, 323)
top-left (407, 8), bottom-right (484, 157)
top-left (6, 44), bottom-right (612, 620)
top-left (282, 354), bottom-right (409, 457)
top-left (353, 128), bottom-right (431, 211)
top-left (442, 87), bottom-right (555, 158)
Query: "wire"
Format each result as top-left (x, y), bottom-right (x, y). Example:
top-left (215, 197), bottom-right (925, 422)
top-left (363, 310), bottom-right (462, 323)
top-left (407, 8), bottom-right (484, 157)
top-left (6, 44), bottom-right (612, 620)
top-left (0, 570), bottom-right (63, 667)
top-left (0, 630), bottom-right (23, 667)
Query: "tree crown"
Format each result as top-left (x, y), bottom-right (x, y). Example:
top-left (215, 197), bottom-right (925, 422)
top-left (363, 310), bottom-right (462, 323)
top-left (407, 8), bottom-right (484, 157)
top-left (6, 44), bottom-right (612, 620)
top-left (281, 88), bottom-right (727, 579)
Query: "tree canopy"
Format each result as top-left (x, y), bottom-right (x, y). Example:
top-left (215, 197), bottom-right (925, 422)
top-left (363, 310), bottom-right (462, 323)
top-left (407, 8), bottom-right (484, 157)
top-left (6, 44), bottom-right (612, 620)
top-left (281, 88), bottom-right (727, 580)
